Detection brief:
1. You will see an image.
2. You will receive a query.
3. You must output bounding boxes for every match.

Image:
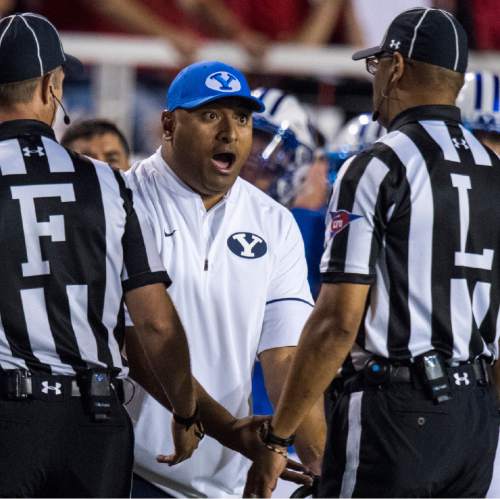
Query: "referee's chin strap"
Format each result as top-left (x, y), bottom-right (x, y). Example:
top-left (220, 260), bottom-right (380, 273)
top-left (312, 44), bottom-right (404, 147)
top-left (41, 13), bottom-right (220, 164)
top-left (50, 87), bottom-right (71, 125)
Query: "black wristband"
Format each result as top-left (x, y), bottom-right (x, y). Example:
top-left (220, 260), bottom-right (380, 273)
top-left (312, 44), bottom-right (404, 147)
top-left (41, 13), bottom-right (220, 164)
top-left (261, 421), bottom-right (295, 447)
top-left (173, 404), bottom-right (200, 429)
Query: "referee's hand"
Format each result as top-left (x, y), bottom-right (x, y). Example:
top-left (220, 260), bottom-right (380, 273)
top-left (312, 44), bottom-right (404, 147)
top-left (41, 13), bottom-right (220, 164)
top-left (243, 446), bottom-right (287, 498)
top-left (156, 420), bottom-right (203, 466)
top-left (222, 416), bottom-right (314, 487)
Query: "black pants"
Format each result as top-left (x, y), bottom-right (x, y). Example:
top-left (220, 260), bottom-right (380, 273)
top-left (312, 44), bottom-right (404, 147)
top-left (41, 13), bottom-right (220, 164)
top-left (0, 396), bottom-right (133, 497)
top-left (320, 381), bottom-right (499, 497)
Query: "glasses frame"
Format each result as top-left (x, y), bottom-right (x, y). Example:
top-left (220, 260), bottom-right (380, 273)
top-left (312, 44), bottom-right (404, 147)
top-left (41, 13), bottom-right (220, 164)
top-left (365, 52), bottom-right (394, 76)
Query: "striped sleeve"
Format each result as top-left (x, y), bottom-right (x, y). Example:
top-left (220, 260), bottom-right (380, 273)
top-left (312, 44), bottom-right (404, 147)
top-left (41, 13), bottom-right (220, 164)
top-left (320, 149), bottom-right (394, 284)
top-left (115, 171), bottom-right (171, 292)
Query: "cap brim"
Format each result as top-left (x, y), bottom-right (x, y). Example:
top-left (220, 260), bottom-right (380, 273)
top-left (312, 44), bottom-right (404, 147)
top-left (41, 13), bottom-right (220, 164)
top-left (170, 94), bottom-right (265, 113)
top-left (352, 45), bottom-right (383, 61)
top-left (62, 53), bottom-right (84, 78)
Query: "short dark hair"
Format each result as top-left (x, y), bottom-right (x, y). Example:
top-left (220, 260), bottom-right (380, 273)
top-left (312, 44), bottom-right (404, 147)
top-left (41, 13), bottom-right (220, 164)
top-left (0, 68), bottom-right (62, 108)
top-left (404, 59), bottom-right (465, 99)
top-left (61, 118), bottom-right (130, 156)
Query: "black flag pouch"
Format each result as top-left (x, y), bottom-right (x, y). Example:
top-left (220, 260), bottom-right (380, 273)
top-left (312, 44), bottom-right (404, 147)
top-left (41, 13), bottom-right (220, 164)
top-left (78, 369), bottom-right (113, 421)
top-left (414, 351), bottom-right (452, 404)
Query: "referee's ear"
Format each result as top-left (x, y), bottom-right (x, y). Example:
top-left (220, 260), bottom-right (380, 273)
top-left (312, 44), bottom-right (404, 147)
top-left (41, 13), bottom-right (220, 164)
top-left (161, 111), bottom-right (175, 142)
top-left (40, 72), bottom-right (54, 106)
top-left (390, 52), bottom-right (405, 86)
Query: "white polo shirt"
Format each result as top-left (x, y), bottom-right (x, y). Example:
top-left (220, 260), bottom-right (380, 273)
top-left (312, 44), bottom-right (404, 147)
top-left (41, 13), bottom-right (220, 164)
top-left (125, 149), bottom-right (313, 498)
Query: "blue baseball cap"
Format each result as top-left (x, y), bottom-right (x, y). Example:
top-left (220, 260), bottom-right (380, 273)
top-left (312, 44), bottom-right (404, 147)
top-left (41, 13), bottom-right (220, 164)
top-left (166, 61), bottom-right (265, 112)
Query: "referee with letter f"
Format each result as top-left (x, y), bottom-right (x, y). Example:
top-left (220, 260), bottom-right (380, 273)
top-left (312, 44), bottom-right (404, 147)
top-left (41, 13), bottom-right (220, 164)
top-left (0, 13), bottom-right (202, 497)
top-left (245, 8), bottom-right (500, 498)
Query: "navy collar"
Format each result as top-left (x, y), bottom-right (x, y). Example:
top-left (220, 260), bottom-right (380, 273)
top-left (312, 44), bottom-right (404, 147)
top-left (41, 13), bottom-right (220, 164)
top-left (388, 105), bottom-right (462, 132)
top-left (0, 119), bottom-right (56, 141)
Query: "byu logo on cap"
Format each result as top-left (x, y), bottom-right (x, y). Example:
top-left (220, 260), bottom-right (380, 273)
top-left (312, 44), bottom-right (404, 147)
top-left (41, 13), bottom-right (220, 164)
top-left (205, 71), bottom-right (242, 93)
top-left (227, 232), bottom-right (267, 259)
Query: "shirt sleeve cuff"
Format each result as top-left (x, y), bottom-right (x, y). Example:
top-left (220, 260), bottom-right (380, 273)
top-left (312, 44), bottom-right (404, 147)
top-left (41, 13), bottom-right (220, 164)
top-left (257, 299), bottom-right (312, 355)
top-left (122, 270), bottom-right (172, 293)
top-left (321, 271), bottom-right (375, 285)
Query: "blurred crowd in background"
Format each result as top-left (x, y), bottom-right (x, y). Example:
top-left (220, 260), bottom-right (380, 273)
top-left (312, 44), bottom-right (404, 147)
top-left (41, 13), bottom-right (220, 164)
top-left (4, 0), bottom-right (499, 53)
top-left (2, 0), bottom-right (499, 155)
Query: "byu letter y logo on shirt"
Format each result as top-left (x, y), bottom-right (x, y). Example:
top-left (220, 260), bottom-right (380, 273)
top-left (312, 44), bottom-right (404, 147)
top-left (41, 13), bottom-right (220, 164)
top-left (227, 232), bottom-right (267, 259)
top-left (233, 233), bottom-right (261, 257)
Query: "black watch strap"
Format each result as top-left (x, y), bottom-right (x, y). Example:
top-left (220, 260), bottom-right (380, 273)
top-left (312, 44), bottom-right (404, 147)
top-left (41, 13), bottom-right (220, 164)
top-left (173, 404), bottom-right (200, 429)
top-left (261, 421), bottom-right (295, 447)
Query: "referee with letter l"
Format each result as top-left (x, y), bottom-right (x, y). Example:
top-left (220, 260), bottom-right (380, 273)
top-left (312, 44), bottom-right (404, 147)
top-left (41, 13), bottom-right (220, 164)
top-left (244, 8), bottom-right (500, 498)
top-left (0, 13), bottom-right (202, 497)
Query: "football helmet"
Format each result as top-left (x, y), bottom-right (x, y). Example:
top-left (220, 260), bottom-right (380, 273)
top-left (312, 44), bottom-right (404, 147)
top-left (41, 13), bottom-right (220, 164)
top-left (456, 71), bottom-right (500, 133)
top-left (243, 88), bottom-right (316, 206)
top-left (327, 113), bottom-right (386, 182)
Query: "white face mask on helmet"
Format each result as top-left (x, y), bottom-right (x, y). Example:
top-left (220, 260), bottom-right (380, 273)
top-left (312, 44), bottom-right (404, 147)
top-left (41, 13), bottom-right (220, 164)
top-left (456, 71), bottom-right (500, 134)
top-left (244, 88), bottom-right (316, 207)
top-left (327, 113), bottom-right (386, 182)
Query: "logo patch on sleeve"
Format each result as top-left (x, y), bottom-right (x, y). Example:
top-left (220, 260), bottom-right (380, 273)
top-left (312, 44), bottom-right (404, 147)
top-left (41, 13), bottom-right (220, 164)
top-left (330, 210), bottom-right (362, 236)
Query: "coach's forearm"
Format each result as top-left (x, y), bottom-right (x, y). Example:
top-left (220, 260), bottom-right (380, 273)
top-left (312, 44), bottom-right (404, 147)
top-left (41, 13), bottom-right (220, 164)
top-left (130, 365), bottom-right (240, 445)
top-left (127, 329), bottom-right (237, 434)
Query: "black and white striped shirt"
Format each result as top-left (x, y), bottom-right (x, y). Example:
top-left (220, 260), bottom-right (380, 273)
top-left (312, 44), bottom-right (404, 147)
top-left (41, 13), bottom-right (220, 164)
top-left (0, 120), bottom-right (169, 377)
top-left (321, 105), bottom-right (500, 366)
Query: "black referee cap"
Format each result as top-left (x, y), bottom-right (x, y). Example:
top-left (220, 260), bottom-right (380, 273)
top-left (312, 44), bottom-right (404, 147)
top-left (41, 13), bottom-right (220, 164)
top-left (352, 8), bottom-right (468, 73)
top-left (0, 13), bottom-right (82, 84)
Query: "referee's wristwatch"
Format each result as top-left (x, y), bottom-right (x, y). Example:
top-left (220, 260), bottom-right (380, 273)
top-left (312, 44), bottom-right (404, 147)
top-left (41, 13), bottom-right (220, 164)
top-left (260, 420), bottom-right (295, 454)
top-left (173, 405), bottom-right (205, 440)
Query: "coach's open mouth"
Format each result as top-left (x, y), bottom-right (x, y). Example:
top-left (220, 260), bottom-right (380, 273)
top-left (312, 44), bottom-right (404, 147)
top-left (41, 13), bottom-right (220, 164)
top-left (211, 152), bottom-right (236, 173)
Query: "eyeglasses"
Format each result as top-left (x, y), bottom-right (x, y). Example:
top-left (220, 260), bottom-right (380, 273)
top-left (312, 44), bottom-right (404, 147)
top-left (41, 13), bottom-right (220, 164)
top-left (365, 52), bottom-right (393, 76)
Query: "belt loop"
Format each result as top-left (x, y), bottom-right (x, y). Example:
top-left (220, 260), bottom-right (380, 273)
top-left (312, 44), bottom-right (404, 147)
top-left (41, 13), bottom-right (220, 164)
top-left (5, 370), bottom-right (31, 399)
top-left (112, 379), bottom-right (125, 404)
top-left (474, 357), bottom-right (490, 386)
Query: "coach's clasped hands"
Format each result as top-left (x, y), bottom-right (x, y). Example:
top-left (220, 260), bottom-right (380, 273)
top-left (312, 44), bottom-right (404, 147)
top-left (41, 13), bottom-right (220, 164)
top-left (156, 418), bottom-right (205, 466)
top-left (156, 413), bottom-right (314, 494)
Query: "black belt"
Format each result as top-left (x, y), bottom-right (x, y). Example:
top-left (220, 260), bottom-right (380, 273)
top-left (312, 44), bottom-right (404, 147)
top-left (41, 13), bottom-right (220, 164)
top-left (381, 361), bottom-right (490, 385)
top-left (341, 356), bottom-right (492, 394)
top-left (0, 370), bottom-right (124, 402)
